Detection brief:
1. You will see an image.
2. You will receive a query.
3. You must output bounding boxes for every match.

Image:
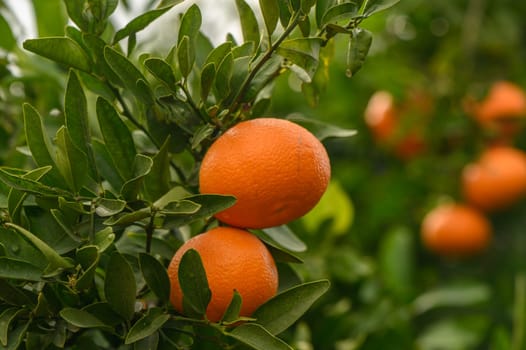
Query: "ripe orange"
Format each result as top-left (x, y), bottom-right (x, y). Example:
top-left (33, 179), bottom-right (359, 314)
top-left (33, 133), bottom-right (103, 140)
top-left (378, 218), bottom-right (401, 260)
top-left (468, 81), bottom-right (526, 139)
top-left (461, 146), bottom-right (526, 211)
top-left (199, 117), bottom-right (331, 229)
top-left (421, 203), bottom-right (491, 256)
top-left (167, 226), bottom-right (278, 322)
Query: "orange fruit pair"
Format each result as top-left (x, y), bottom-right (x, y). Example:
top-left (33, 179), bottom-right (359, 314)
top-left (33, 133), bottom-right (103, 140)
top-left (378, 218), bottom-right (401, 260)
top-left (421, 203), bottom-right (491, 257)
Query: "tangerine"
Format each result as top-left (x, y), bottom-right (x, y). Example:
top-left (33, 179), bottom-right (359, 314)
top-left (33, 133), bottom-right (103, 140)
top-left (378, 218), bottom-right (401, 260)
top-left (461, 146), bottom-right (526, 211)
top-left (421, 203), bottom-right (491, 256)
top-left (199, 117), bottom-right (331, 229)
top-left (167, 226), bottom-right (278, 322)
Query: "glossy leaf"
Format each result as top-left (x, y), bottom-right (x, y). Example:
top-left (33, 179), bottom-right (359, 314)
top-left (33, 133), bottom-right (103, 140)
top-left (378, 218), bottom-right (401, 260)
top-left (93, 228), bottom-right (115, 253)
top-left (120, 154), bottom-right (153, 200)
top-left (0, 308), bottom-right (26, 346)
top-left (104, 46), bottom-right (154, 104)
top-left (65, 70), bottom-right (98, 179)
top-left (23, 37), bottom-right (91, 72)
top-left (0, 320), bottom-right (29, 350)
top-left (33, 0), bottom-right (68, 36)
top-left (157, 0), bottom-right (185, 8)
top-left (260, 226), bottom-right (307, 252)
top-left (23, 104), bottom-right (65, 187)
top-left (252, 280), bottom-right (330, 335)
top-left (55, 126), bottom-right (90, 192)
top-left (125, 308), bottom-right (170, 344)
top-left (139, 253), bottom-right (171, 304)
top-left (162, 194), bottom-right (236, 228)
top-left (320, 2), bottom-right (359, 27)
top-left (177, 35), bottom-right (194, 78)
top-left (143, 139), bottom-right (171, 202)
top-left (105, 252), bottom-right (137, 321)
top-left (200, 62), bottom-right (216, 101)
top-left (259, 0), bottom-right (279, 37)
top-left (178, 4), bottom-right (201, 46)
top-left (0, 168), bottom-right (69, 198)
top-left (221, 290), bottom-right (243, 324)
top-left (179, 249), bottom-right (211, 317)
top-left (363, 0), bottom-right (401, 16)
top-left (60, 308), bottom-right (108, 328)
top-left (346, 27), bottom-right (372, 77)
top-left (4, 223), bottom-right (74, 272)
top-left (95, 198), bottom-right (127, 217)
top-left (214, 52), bottom-right (233, 101)
top-left (277, 38), bottom-right (322, 80)
top-left (235, 0), bottom-right (260, 48)
top-left (75, 246), bottom-right (100, 290)
top-left (96, 97), bottom-right (137, 181)
top-left (0, 257), bottom-right (42, 281)
top-left (114, 7), bottom-right (172, 43)
top-left (92, 139), bottom-right (125, 191)
top-left (144, 58), bottom-right (177, 89)
top-left (0, 14), bottom-right (16, 50)
top-left (228, 323), bottom-right (293, 350)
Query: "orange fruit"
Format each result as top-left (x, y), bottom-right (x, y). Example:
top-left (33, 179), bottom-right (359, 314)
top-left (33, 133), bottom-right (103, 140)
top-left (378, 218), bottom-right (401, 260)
top-left (421, 203), bottom-right (491, 256)
top-left (461, 146), bottom-right (526, 211)
top-left (199, 117), bottom-right (331, 229)
top-left (364, 90), bottom-right (426, 160)
top-left (167, 226), bottom-right (278, 322)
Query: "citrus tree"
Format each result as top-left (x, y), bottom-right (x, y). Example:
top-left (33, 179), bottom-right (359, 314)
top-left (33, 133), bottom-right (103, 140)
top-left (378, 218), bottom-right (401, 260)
top-left (0, 0), bottom-right (399, 349)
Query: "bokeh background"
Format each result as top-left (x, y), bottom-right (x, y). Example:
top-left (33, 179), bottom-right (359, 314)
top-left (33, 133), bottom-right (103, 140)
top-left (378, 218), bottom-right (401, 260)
top-left (2, 0), bottom-right (526, 349)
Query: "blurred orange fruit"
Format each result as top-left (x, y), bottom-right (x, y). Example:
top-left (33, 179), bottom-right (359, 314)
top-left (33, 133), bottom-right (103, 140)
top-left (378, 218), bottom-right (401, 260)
top-left (199, 117), bottom-right (331, 229)
top-left (461, 146), bottom-right (526, 211)
top-left (167, 226), bottom-right (278, 322)
top-left (421, 203), bottom-right (491, 256)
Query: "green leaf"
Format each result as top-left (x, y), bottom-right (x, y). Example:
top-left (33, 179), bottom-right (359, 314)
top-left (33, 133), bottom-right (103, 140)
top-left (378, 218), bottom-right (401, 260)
top-left (286, 114), bottom-right (357, 140)
top-left (32, 0), bottom-right (68, 36)
top-left (114, 7), bottom-right (172, 43)
top-left (104, 46), bottom-right (154, 104)
top-left (163, 194), bottom-right (236, 228)
top-left (4, 223), bottom-right (74, 272)
top-left (221, 290), bottom-right (243, 324)
top-left (103, 208), bottom-right (152, 226)
top-left (252, 280), bottom-right (330, 335)
top-left (55, 127), bottom-right (90, 192)
top-left (142, 139), bottom-right (171, 203)
top-left (228, 323), bottom-right (293, 350)
top-left (105, 252), bottom-right (137, 321)
top-left (96, 97), bottom-right (137, 180)
top-left (277, 38), bottom-right (322, 81)
top-left (82, 34), bottom-right (123, 87)
top-left (214, 52), bottom-right (234, 101)
top-left (0, 257), bottom-right (42, 281)
top-left (59, 308), bottom-right (108, 328)
top-left (363, 0), bottom-right (400, 16)
top-left (75, 246), bottom-right (100, 290)
top-left (190, 124), bottom-right (215, 150)
top-left (0, 14), bottom-right (16, 51)
top-left (92, 139), bottom-right (125, 191)
top-left (178, 4), bottom-right (202, 46)
top-left (260, 226), bottom-right (307, 252)
top-left (144, 58), bottom-right (177, 89)
top-left (346, 27), bottom-right (372, 77)
top-left (139, 253), bottom-right (170, 304)
top-left (259, 0), bottom-right (279, 37)
top-left (413, 283), bottom-right (491, 315)
top-left (23, 104), bottom-right (65, 187)
top-left (0, 320), bottom-right (30, 350)
top-left (235, 0), bottom-right (260, 48)
top-left (200, 62), bottom-right (216, 100)
top-left (177, 35), bottom-right (194, 78)
top-left (204, 42), bottom-right (233, 67)
top-left (95, 198), bottom-right (127, 217)
top-left (179, 249), bottom-right (211, 317)
top-left (0, 308), bottom-right (26, 347)
top-left (121, 154), bottom-right (154, 200)
top-left (7, 167), bottom-right (51, 224)
top-left (93, 228), bottom-right (116, 252)
top-left (320, 2), bottom-right (359, 27)
top-left (23, 37), bottom-right (91, 71)
top-left (0, 168), bottom-right (69, 198)
top-left (125, 308), bottom-right (170, 344)
top-left (157, 0), bottom-right (185, 8)
top-left (65, 70), bottom-right (98, 180)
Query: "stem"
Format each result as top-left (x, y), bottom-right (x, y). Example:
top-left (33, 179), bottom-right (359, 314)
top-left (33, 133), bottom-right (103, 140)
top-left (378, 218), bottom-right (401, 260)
top-left (227, 11), bottom-right (302, 116)
top-left (179, 83), bottom-right (209, 124)
top-left (145, 209), bottom-right (155, 254)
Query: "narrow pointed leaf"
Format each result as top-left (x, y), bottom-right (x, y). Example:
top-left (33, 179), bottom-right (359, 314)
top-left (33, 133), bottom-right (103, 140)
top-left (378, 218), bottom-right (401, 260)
top-left (120, 154), bottom-right (153, 200)
top-left (144, 58), bottom-right (177, 89)
top-left (23, 37), bottom-right (91, 71)
top-left (114, 7), bottom-right (172, 43)
top-left (55, 126), bottom-right (89, 192)
top-left (179, 249), bottom-right (211, 317)
top-left (0, 14), bottom-right (16, 51)
top-left (105, 252), bottom-right (136, 321)
top-left (162, 194), bottom-right (236, 228)
top-left (221, 290), bottom-right (243, 323)
top-left (23, 104), bottom-right (65, 186)
top-left (7, 166), bottom-right (51, 223)
top-left (177, 35), bottom-right (194, 78)
top-left (125, 308), bottom-right (170, 344)
top-left (96, 98), bottom-right (137, 180)
top-left (0, 257), bottom-right (42, 281)
top-left (60, 308), bottom-right (107, 328)
top-left (178, 4), bottom-right (202, 45)
top-left (0, 308), bottom-right (26, 346)
top-left (139, 253), bottom-right (170, 304)
top-left (235, 0), bottom-right (260, 48)
top-left (346, 28), bottom-right (372, 77)
top-left (363, 0), bottom-right (401, 16)
top-left (200, 62), bottom-right (216, 100)
top-left (228, 323), bottom-right (293, 350)
top-left (252, 280), bottom-right (330, 335)
top-left (0, 168), bottom-right (71, 198)
top-left (143, 138), bottom-right (171, 202)
top-left (259, 0), bottom-right (279, 36)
